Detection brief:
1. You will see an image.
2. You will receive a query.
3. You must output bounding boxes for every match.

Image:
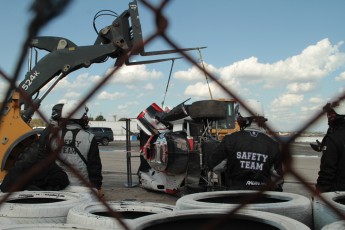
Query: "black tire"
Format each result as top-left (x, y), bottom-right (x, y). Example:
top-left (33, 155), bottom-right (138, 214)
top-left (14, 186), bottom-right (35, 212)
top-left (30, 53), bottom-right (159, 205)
top-left (313, 192), bottom-right (345, 230)
top-left (101, 138), bottom-right (109, 146)
top-left (188, 100), bottom-right (228, 119)
top-left (67, 201), bottom-right (175, 229)
top-left (175, 190), bottom-right (313, 228)
top-left (0, 191), bottom-right (92, 224)
top-left (132, 209), bottom-right (310, 230)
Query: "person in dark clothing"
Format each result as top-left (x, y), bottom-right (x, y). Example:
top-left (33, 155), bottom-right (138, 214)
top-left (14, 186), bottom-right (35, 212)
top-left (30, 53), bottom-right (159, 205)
top-left (46, 100), bottom-right (103, 196)
top-left (208, 99), bottom-right (284, 191)
top-left (0, 127), bottom-right (69, 192)
top-left (316, 100), bottom-right (345, 192)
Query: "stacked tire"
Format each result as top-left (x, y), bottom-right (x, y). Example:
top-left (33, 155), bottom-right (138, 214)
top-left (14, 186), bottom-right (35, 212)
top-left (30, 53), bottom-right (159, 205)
top-left (0, 223), bottom-right (113, 230)
top-left (132, 209), bottom-right (311, 230)
top-left (62, 185), bottom-right (98, 201)
top-left (175, 190), bottom-right (313, 228)
top-left (313, 192), bottom-right (345, 230)
top-left (321, 220), bottom-right (345, 229)
top-left (67, 200), bottom-right (175, 229)
top-left (0, 191), bottom-right (93, 224)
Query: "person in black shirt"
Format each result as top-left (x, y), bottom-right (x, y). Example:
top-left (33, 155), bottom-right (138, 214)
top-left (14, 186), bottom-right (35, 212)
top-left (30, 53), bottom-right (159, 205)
top-left (208, 99), bottom-right (284, 191)
top-left (316, 100), bottom-right (345, 192)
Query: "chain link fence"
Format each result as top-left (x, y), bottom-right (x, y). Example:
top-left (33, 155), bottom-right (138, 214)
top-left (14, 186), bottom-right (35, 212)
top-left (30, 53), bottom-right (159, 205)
top-left (0, 0), bottom-right (345, 229)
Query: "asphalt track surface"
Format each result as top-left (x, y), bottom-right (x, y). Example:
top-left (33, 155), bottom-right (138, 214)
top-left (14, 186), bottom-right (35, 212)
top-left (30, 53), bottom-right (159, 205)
top-left (99, 141), bottom-right (320, 204)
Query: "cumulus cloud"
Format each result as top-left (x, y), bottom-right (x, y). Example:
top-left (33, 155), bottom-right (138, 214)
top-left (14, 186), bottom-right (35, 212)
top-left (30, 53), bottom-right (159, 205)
top-left (106, 65), bottom-right (163, 84)
top-left (144, 83), bottom-right (154, 90)
top-left (0, 80), bottom-right (8, 101)
top-left (174, 63), bottom-right (218, 81)
top-left (172, 38), bottom-right (345, 102)
top-left (64, 91), bottom-right (81, 98)
top-left (335, 71), bottom-right (345, 81)
top-left (270, 94), bottom-right (304, 110)
top-left (97, 91), bottom-right (126, 100)
top-left (309, 96), bottom-right (325, 104)
top-left (286, 82), bottom-right (316, 93)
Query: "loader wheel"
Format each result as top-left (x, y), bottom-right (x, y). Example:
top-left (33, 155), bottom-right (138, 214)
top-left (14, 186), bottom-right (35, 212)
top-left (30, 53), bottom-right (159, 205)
top-left (16, 141), bottom-right (40, 165)
top-left (188, 100), bottom-right (228, 119)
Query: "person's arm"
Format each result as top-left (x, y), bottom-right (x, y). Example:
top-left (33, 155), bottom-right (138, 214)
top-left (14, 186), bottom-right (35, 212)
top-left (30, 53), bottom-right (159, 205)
top-left (271, 142), bottom-right (284, 191)
top-left (87, 138), bottom-right (103, 190)
top-left (316, 136), bottom-right (338, 192)
top-left (207, 136), bottom-right (230, 169)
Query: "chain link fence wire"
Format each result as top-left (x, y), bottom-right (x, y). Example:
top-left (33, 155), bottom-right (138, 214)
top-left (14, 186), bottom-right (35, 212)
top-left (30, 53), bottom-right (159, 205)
top-left (1, 0), bottom-right (345, 229)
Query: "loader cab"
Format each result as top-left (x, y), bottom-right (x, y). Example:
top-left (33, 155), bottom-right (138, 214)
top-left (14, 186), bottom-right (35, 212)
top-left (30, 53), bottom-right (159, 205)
top-left (210, 99), bottom-right (240, 140)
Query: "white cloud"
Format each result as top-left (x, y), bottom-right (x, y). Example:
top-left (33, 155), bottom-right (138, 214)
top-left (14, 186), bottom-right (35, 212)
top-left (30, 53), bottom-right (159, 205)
top-left (270, 94), bottom-right (304, 110)
top-left (174, 39), bottom-right (345, 102)
top-left (335, 71), bottom-right (345, 81)
top-left (286, 82), bottom-right (316, 93)
top-left (97, 91), bottom-right (126, 100)
top-left (64, 91), bottom-right (81, 98)
top-left (144, 83), bottom-right (154, 90)
top-left (0, 80), bottom-right (8, 101)
top-left (106, 65), bottom-right (163, 84)
top-left (183, 81), bottom-right (244, 99)
top-left (309, 96), bottom-right (325, 104)
top-left (174, 62), bottom-right (218, 81)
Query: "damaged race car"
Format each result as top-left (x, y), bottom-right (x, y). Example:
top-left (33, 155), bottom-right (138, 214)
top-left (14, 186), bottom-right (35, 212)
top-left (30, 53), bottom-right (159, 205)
top-left (136, 99), bottom-right (240, 195)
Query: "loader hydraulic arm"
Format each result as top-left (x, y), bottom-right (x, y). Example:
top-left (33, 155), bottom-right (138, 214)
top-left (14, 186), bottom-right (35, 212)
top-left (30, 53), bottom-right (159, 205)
top-left (19, 1), bottom-right (205, 100)
top-left (19, 1), bottom-right (136, 98)
top-left (15, 0), bottom-right (207, 124)
top-left (19, 41), bottom-right (119, 97)
top-left (0, 0), bottom-right (206, 180)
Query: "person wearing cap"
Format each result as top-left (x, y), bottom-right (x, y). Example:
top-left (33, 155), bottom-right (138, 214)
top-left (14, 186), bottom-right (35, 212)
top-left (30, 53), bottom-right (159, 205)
top-left (208, 99), bottom-right (284, 191)
top-left (316, 99), bottom-right (345, 192)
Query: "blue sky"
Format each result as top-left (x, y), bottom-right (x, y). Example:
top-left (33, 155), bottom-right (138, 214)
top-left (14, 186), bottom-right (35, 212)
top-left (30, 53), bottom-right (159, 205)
top-left (1, 0), bottom-right (345, 132)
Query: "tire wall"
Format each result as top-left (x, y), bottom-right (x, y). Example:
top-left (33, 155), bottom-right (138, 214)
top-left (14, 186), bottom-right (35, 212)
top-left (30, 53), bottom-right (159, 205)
top-left (132, 209), bottom-right (311, 230)
top-left (175, 190), bottom-right (313, 228)
top-left (313, 192), bottom-right (345, 230)
top-left (0, 191), bottom-right (92, 224)
top-left (67, 201), bottom-right (175, 229)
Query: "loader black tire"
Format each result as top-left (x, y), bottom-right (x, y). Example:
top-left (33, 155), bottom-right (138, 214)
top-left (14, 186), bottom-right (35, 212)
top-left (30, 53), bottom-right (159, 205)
top-left (175, 190), bottom-right (313, 228)
top-left (188, 100), bottom-right (228, 119)
top-left (0, 191), bottom-right (92, 224)
top-left (132, 209), bottom-right (310, 230)
top-left (67, 200), bottom-right (175, 229)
